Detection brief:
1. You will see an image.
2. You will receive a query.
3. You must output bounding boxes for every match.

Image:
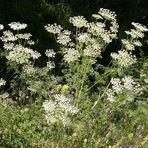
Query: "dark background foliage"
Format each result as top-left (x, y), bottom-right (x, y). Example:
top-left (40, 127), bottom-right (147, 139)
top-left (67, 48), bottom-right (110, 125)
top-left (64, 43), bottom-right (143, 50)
top-left (0, 0), bottom-right (147, 60)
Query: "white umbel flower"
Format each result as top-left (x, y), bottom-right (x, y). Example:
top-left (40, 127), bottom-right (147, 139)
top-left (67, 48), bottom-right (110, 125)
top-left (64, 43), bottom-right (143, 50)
top-left (106, 75), bottom-right (141, 103)
top-left (99, 8), bottom-right (116, 20)
top-left (1, 30), bottom-right (17, 42)
top-left (0, 78), bottom-right (6, 87)
top-left (45, 49), bottom-right (56, 58)
top-left (122, 39), bottom-right (135, 51)
top-left (57, 30), bottom-right (71, 45)
top-left (78, 33), bottom-right (90, 43)
top-left (42, 94), bottom-right (79, 126)
top-left (111, 50), bottom-right (137, 67)
top-left (46, 61), bottom-right (55, 69)
top-left (6, 44), bottom-right (41, 64)
top-left (0, 24), bottom-right (4, 30)
top-left (132, 40), bottom-right (142, 47)
top-left (87, 22), bottom-right (105, 36)
top-left (106, 89), bottom-right (115, 102)
top-left (3, 43), bottom-right (14, 50)
top-left (92, 14), bottom-right (103, 20)
top-left (15, 33), bottom-right (32, 40)
top-left (27, 40), bottom-right (35, 45)
top-left (122, 76), bottom-right (136, 90)
top-left (8, 22), bottom-right (27, 30)
top-left (84, 43), bottom-right (101, 58)
top-left (111, 78), bottom-right (123, 93)
top-left (110, 20), bottom-right (119, 33)
top-left (23, 65), bottom-right (36, 75)
top-left (69, 16), bottom-right (87, 28)
top-left (64, 48), bottom-right (80, 63)
top-left (132, 22), bottom-right (148, 32)
top-left (45, 23), bottom-right (62, 34)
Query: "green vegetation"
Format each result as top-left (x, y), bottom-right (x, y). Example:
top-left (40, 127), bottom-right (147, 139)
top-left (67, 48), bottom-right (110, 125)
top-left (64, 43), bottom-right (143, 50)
top-left (0, 4), bottom-right (148, 148)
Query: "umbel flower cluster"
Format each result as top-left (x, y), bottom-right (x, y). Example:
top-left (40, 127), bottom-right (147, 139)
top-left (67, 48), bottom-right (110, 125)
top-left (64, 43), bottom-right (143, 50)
top-left (45, 8), bottom-right (119, 64)
top-left (42, 94), bottom-right (79, 126)
top-left (106, 76), bottom-right (141, 102)
top-left (0, 78), bottom-right (6, 87)
top-left (0, 22), bottom-right (41, 64)
top-left (111, 21), bottom-right (148, 68)
top-left (0, 8), bottom-right (148, 127)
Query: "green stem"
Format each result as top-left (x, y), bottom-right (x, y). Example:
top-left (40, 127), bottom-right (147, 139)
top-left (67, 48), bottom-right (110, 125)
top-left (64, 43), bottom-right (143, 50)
top-left (77, 67), bottom-right (87, 101)
top-left (91, 80), bottom-right (111, 110)
top-left (75, 59), bottom-right (89, 105)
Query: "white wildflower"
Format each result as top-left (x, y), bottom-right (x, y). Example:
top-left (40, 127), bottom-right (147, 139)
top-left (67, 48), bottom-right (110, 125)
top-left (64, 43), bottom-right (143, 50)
top-left (99, 8), bottom-right (116, 20)
top-left (87, 22), bottom-right (105, 36)
top-left (111, 78), bottom-right (123, 93)
top-left (96, 22), bottom-right (106, 28)
top-left (110, 20), bottom-right (119, 33)
top-left (62, 30), bottom-right (71, 36)
top-left (122, 39), bottom-right (135, 50)
top-left (0, 24), bottom-right (4, 30)
top-left (122, 76), bottom-right (136, 90)
top-left (69, 16), bottom-right (87, 28)
top-left (8, 22), bottom-right (27, 30)
top-left (106, 89), bottom-right (115, 102)
top-left (125, 43), bottom-right (135, 51)
top-left (78, 33), bottom-right (90, 43)
top-left (125, 29), bottom-right (144, 39)
top-left (131, 29), bottom-right (144, 38)
top-left (3, 43), bottom-right (14, 50)
top-left (92, 14), bottom-right (103, 20)
top-left (84, 43), bottom-right (101, 57)
top-left (57, 30), bottom-right (71, 45)
top-left (132, 22), bottom-right (148, 32)
top-left (64, 48), bottom-right (80, 63)
top-left (132, 40), bottom-right (142, 47)
top-left (15, 33), bottom-right (32, 40)
top-left (6, 44), bottom-right (41, 64)
top-left (45, 49), bottom-right (56, 58)
top-left (1, 30), bottom-right (17, 42)
top-left (45, 23), bottom-right (62, 34)
top-left (107, 75), bottom-right (141, 103)
top-left (46, 61), bottom-right (55, 69)
top-left (87, 19), bottom-right (118, 40)
top-left (125, 30), bottom-right (131, 36)
top-left (100, 31), bottom-right (112, 43)
top-left (111, 50), bottom-right (137, 67)
top-left (68, 42), bottom-right (75, 47)
top-left (28, 50), bottom-right (41, 60)
top-left (27, 40), bottom-right (35, 45)
top-left (23, 65), bottom-right (37, 75)
top-left (42, 94), bottom-right (79, 126)
top-left (0, 78), bottom-right (6, 87)
top-left (43, 100), bottom-right (56, 113)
